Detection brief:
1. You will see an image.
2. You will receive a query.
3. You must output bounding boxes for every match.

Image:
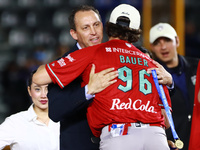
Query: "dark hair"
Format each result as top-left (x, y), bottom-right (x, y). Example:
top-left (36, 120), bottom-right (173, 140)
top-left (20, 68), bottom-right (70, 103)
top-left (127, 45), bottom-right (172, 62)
top-left (68, 5), bottom-right (102, 31)
top-left (27, 70), bottom-right (37, 88)
top-left (136, 46), bottom-right (153, 58)
top-left (106, 16), bottom-right (142, 43)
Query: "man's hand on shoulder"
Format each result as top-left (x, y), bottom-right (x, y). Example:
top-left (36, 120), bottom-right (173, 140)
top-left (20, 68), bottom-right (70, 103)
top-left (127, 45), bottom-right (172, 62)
top-left (147, 60), bottom-right (173, 86)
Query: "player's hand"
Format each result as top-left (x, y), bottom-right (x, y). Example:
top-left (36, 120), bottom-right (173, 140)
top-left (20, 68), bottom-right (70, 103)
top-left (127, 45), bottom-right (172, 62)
top-left (147, 60), bottom-right (173, 86)
top-left (168, 140), bottom-right (179, 150)
top-left (87, 64), bottom-right (118, 95)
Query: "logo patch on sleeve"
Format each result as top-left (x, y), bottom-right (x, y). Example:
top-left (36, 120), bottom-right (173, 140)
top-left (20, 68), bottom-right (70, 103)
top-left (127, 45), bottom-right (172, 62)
top-left (57, 58), bottom-right (66, 67)
top-left (65, 54), bottom-right (75, 62)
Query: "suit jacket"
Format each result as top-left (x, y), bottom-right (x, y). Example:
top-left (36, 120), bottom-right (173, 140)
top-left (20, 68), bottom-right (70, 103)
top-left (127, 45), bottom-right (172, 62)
top-left (48, 44), bottom-right (99, 150)
top-left (157, 55), bottom-right (199, 150)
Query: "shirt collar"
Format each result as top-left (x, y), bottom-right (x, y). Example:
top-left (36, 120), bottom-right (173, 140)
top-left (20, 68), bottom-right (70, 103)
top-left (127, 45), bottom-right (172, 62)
top-left (76, 43), bottom-right (82, 50)
top-left (27, 104), bottom-right (38, 122)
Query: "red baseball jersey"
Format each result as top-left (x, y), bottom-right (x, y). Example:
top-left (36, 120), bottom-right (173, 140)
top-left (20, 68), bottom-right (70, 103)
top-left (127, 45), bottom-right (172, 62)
top-left (46, 39), bottom-right (172, 137)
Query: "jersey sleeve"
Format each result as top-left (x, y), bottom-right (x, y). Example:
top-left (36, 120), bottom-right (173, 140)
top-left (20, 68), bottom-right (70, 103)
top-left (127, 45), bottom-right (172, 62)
top-left (46, 47), bottom-right (94, 89)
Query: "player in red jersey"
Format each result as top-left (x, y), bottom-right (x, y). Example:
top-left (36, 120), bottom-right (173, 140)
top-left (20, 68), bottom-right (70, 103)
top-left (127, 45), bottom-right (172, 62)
top-left (33, 4), bottom-right (171, 150)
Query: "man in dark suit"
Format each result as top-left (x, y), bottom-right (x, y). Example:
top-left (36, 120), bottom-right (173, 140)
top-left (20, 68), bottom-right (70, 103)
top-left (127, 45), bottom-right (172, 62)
top-left (47, 5), bottom-right (118, 150)
top-left (47, 5), bottom-right (175, 150)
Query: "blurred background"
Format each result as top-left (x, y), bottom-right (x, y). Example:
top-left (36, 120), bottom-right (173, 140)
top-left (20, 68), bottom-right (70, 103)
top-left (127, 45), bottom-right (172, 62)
top-left (0, 0), bottom-right (199, 123)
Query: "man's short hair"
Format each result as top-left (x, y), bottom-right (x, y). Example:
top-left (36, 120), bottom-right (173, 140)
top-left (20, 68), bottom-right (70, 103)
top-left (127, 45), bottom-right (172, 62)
top-left (68, 5), bottom-right (102, 31)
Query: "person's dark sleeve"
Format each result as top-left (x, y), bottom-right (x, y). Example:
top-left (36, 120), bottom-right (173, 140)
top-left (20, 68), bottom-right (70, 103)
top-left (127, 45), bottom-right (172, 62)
top-left (48, 78), bottom-right (91, 122)
top-left (168, 87), bottom-right (175, 96)
top-left (167, 80), bottom-right (175, 96)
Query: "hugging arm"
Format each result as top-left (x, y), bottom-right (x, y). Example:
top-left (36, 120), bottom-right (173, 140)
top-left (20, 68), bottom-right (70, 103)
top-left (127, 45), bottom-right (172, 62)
top-left (33, 65), bottom-right (52, 85)
top-left (147, 60), bottom-right (175, 96)
top-left (48, 64), bottom-right (118, 122)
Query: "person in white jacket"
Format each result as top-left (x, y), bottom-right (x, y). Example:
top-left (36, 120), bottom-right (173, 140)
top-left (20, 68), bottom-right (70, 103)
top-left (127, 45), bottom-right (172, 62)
top-left (0, 70), bottom-right (60, 150)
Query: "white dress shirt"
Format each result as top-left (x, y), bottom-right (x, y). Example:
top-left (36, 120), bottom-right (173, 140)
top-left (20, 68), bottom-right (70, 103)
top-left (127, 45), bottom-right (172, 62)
top-left (0, 104), bottom-right (60, 150)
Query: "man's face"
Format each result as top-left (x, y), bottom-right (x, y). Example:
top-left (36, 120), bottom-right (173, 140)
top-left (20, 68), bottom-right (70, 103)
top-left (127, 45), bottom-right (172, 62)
top-left (70, 10), bottom-right (103, 48)
top-left (150, 37), bottom-right (179, 65)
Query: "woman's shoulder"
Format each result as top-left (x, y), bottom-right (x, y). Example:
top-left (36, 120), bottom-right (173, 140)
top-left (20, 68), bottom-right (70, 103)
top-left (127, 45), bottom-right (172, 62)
top-left (5, 110), bottom-right (29, 122)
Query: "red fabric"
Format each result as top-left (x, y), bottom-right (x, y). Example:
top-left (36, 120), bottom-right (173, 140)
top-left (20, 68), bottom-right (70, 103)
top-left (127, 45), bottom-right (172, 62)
top-left (46, 39), bottom-right (172, 137)
top-left (189, 61), bottom-right (200, 150)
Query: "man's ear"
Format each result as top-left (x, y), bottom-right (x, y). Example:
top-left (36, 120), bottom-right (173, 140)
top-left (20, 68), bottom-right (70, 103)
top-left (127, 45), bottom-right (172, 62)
top-left (175, 36), bottom-right (180, 47)
top-left (70, 29), bottom-right (78, 41)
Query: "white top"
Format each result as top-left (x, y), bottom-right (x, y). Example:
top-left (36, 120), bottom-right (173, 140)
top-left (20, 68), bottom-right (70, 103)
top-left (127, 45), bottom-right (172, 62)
top-left (0, 104), bottom-right (60, 150)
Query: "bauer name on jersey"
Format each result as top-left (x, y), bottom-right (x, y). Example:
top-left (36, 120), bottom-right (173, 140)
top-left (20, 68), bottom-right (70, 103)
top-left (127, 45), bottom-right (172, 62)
top-left (46, 39), bottom-right (172, 137)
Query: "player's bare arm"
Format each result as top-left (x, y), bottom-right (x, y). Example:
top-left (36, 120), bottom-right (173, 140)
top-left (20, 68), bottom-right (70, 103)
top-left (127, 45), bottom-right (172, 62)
top-left (33, 65), bottom-right (52, 85)
top-left (147, 60), bottom-right (173, 86)
top-left (87, 64), bottom-right (118, 95)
